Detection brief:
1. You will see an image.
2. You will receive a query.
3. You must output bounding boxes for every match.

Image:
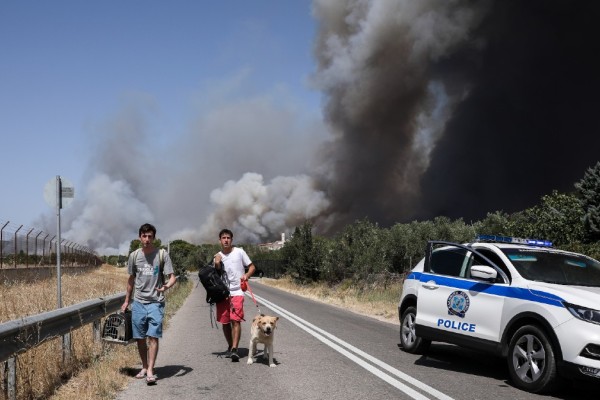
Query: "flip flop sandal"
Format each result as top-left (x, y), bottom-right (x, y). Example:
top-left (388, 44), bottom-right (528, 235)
top-left (135, 370), bottom-right (147, 379)
top-left (146, 375), bottom-right (158, 385)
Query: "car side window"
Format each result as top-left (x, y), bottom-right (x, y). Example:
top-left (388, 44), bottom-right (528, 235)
top-left (430, 247), bottom-right (468, 277)
top-left (470, 248), bottom-right (510, 283)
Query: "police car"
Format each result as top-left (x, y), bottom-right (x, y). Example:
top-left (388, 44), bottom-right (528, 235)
top-left (398, 235), bottom-right (600, 393)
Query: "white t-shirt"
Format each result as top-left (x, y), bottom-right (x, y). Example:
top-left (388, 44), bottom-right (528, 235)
top-left (218, 247), bottom-right (252, 296)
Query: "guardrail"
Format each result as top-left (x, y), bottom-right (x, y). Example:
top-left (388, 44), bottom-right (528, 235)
top-left (0, 292), bottom-right (125, 400)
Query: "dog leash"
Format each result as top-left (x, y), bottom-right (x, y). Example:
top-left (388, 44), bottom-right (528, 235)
top-left (244, 280), bottom-right (262, 315)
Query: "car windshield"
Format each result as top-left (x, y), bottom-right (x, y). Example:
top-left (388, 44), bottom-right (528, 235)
top-left (502, 248), bottom-right (600, 287)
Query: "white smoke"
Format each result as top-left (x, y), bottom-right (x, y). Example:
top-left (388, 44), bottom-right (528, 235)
top-left (52, 77), bottom-right (330, 255)
top-left (172, 172), bottom-right (330, 243)
top-left (64, 173), bottom-right (153, 255)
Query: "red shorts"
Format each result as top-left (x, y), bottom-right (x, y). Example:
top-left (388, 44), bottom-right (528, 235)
top-left (216, 295), bottom-right (245, 323)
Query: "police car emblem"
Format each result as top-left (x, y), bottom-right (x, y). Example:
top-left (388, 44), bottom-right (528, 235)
top-left (447, 291), bottom-right (470, 318)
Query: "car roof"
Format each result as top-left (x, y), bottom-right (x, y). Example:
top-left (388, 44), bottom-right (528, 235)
top-left (468, 241), bottom-right (582, 257)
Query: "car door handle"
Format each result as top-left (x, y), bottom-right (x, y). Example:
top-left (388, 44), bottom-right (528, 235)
top-left (422, 280), bottom-right (439, 290)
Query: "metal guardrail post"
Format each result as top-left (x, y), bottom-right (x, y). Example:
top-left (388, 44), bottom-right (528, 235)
top-left (63, 333), bottom-right (71, 365)
top-left (93, 320), bottom-right (101, 343)
top-left (6, 356), bottom-right (15, 400)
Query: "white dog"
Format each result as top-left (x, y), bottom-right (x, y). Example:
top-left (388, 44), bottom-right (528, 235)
top-left (247, 314), bottom-right (279, 367)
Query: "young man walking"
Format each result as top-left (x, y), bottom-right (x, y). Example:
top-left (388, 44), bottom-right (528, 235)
top-left (214, 228), bottom-right (255, 362)
top-left (121, 223), bottom-right (176, 384)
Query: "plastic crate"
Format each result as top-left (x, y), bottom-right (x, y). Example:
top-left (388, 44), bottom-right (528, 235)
top-left (102, 311), bottom-right (134, 345)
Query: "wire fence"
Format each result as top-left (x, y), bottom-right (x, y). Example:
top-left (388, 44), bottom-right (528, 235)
top-left (0, 220), bottom-right (100, 269)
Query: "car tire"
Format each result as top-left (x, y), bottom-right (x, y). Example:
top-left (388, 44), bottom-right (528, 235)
top-left (400, 306), bottom-right (430, 354)
top-left (507, 324), bottom-right (559, 393)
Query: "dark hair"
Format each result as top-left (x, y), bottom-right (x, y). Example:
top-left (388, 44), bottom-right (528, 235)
top-left (219, 228), bottom-right (233, 238)
top-left (139, 223), bottom-right (157, 237)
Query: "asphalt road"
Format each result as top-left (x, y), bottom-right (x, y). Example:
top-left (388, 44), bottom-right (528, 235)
top-left (115, 277), bottom-right (598, 400)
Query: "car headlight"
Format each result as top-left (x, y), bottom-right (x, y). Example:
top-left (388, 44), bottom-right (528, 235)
top-left (564, 302), bottom-right (600, 325)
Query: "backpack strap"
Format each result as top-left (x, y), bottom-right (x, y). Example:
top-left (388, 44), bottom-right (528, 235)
top-left (159, 248), bottom-right (165, 274)
top-left (129, 248), bottom-right (141, 267)
top-left (159, 248), bottom-right (166, 286)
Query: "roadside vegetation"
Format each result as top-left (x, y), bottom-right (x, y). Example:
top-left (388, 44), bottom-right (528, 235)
top-left (0, 265), bottom-right (192, 400)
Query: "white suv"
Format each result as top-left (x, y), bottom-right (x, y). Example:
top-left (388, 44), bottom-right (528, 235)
top-left (398, 235), bottom-right (600, 393)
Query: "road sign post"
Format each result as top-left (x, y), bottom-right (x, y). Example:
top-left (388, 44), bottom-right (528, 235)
top-left (44, 176), bottom-right (74, 309)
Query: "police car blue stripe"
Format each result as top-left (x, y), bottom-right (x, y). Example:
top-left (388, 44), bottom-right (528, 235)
top-left (406, 272), bottom-right (565, 307)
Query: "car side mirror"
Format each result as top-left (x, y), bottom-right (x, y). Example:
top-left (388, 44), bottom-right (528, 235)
top-left (471, 265), bottom-right (498, 282)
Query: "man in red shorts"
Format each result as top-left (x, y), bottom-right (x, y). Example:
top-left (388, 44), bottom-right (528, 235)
top-left (214, 228), bottom-right (255, 362)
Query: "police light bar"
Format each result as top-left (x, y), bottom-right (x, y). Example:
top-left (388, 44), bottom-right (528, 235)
top-left (476, 234), bottom-right (552, 247)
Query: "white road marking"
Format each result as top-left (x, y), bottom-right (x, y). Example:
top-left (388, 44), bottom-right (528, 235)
top-left (250, 293), bottom-right (454, 400)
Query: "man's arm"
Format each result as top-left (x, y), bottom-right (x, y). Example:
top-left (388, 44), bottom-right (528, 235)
top-left (243, 263), bottom-right (256, 281)
top-left (214, 252), bottom-right (223, 270)
top-left (121, 275), bottom-right (135, 312)
top-left (157, 273), bottom-right (177, 292)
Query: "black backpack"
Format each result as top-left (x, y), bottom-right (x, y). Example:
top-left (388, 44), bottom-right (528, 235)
top-left (198, 264), bottom-right (230, 304)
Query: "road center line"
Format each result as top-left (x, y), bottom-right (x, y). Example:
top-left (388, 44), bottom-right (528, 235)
top-left (250, 293), bottom-right (454, 400)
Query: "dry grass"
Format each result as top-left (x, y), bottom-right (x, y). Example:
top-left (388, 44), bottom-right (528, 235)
top-left (0, 265), bottom-right (128, 323)
top-left (258, 276), bottom-right (402, 324)
top-left (0, 265), bottom-right (192, 400)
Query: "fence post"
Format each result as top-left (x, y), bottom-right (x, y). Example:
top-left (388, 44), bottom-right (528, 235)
top-left (34, 231), bottom-right (43, 267)
top-left (25, 228), bottom-right (34, 268)
top-left (0, 221), bottom-right (9, 269)
top-left (42, 234), bottom-right (49, 266)
top-left (48, 236), bottom-right (55, 265)
top-left (13, 225), bottom-right (22, 268)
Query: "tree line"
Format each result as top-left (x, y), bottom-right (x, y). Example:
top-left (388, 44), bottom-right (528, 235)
top-left (103, 161), bottom-right (600, 286)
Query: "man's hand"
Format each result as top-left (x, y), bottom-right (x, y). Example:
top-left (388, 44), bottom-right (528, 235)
top-left (157, 285), bottom-right (168, 293)
top-left (120, 300), bottom-right (129, 313)
top-left (214, 253), bottom-right (222, 268)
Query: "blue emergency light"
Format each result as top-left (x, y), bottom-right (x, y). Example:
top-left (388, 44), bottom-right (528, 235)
top-left (476, 234), bottom-right (552, 248)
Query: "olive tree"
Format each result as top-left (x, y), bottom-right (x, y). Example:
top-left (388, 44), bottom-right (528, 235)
top-left (575, 161), bottom-right (600, 242)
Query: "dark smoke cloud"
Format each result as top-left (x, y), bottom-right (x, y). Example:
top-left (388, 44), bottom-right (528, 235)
top-left (311, 0), bottom-right (600, 228)
top-left (420, 0), bottom-right (600, 222)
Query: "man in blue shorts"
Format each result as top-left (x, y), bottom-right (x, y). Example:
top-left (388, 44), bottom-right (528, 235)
top-left (121, 223), bottom-right (176, 385)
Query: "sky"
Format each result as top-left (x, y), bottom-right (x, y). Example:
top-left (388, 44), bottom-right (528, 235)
top-left (2, 1), bottom-right (600, 255)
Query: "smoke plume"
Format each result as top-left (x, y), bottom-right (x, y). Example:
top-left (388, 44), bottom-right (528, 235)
top-left (44, 0), bottom-right (600, 254)
top-left (311, 0), bottom-right (600, 227)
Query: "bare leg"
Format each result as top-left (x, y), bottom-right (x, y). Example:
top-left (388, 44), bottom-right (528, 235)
top-left (231, 320), bottom-right (241, 349)
top-left (222, 323), bottom-right (233, 350)
top-left (146, 337), bottom-right (159, 377)
top-left (136, 338), bottom-right (148, 371)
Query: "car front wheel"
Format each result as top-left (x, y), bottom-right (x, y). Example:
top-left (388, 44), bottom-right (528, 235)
top-left (400, 306), bottom-right (430, 354)
top-left (507, 324), bottom-right (559, 393)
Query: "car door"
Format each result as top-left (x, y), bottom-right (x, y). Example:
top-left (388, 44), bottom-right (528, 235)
top-left (416, 242), bottom-right (507, 343)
